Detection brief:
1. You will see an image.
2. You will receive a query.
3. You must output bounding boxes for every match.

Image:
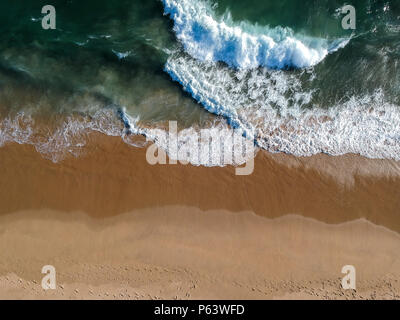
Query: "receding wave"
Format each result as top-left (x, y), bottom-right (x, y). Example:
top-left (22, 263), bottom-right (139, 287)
top-left (162, 0), bottom-right (349, 69)
top-left (0, 110), bottom-right (123, 162)
top-left (0, 109), bottom-right (255, 166)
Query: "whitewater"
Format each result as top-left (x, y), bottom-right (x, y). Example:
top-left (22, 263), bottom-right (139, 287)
top-left (1, 0), bottom-right (400, 165)
top-left (162, 0), bottom-right (400, 161)
top-left (162, 0), bottom-right (349, 69)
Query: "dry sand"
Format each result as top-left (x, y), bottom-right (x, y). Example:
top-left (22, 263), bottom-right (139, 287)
top-left (0, 132), bottom-right (399, 299)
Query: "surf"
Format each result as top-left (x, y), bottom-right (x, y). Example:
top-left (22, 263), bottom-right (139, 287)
top-left (161, 0), bottom-right (349, 70)
top-left (165, 52), bottom-right (400, 161)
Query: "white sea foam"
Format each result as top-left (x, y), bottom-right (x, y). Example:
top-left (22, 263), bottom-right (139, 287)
top-left (160, 0), bottom-right (400, 162)
top-left (121, 111), bottom-right (256, 166)
top-left (162, 0), bottom-right (348, 69)
top-left (0, 108), bottom-right (255, 166)
top-left (0, 0), bottom-right (397, 166)
top-left (0, 110), bottom-right (123, 162)
top-left (165, 53), bottom-right (400, 161)
top-left (112, 50), bottom-right (131, 59)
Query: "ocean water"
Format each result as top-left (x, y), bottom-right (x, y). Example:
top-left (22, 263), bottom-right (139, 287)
top-left (0, 0), bottom-right (399, 163)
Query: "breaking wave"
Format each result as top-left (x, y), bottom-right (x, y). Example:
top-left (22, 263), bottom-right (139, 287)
top-left (162, 0), bottom-right (349, 69)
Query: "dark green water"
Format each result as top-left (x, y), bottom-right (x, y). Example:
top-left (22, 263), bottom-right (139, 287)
top-left (0, 0), bottom-right (211, 127)
top-left (214, 0), bottom-right (400, 36)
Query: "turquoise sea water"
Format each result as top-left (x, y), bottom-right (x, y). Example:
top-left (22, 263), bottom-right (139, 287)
top-left (0, 0), bottom-right (399, 163)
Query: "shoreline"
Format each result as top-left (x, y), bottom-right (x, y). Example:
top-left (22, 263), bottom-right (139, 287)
top-left (0, 132), bottom-right (399, 299)
top-left (0, 132), bottom-right (399, 231)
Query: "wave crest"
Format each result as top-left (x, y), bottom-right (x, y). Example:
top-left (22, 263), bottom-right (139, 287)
top-left (162, 0), bottom-right (348, 69)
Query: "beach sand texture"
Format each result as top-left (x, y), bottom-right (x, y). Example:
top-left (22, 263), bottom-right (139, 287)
top-left (0, 134), bottom-right (399, 299)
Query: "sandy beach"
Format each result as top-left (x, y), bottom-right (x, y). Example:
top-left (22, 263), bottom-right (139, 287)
top-left (0, 132), bottom-right (399, 299)
top-left (1, 0), bottom-right (400, 303)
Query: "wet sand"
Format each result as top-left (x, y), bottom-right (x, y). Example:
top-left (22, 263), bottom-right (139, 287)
top-left (1, 132), bottom-right (400, 230)
top-left (0, 132), bottom-right (399, 299)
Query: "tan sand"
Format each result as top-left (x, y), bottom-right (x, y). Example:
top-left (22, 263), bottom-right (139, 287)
top-left (1, 133), bottom-right (400, 231)
top-left (0, 132), bottom-right (399, 299)
top-left (0, 207), bottom-right (399, 300)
